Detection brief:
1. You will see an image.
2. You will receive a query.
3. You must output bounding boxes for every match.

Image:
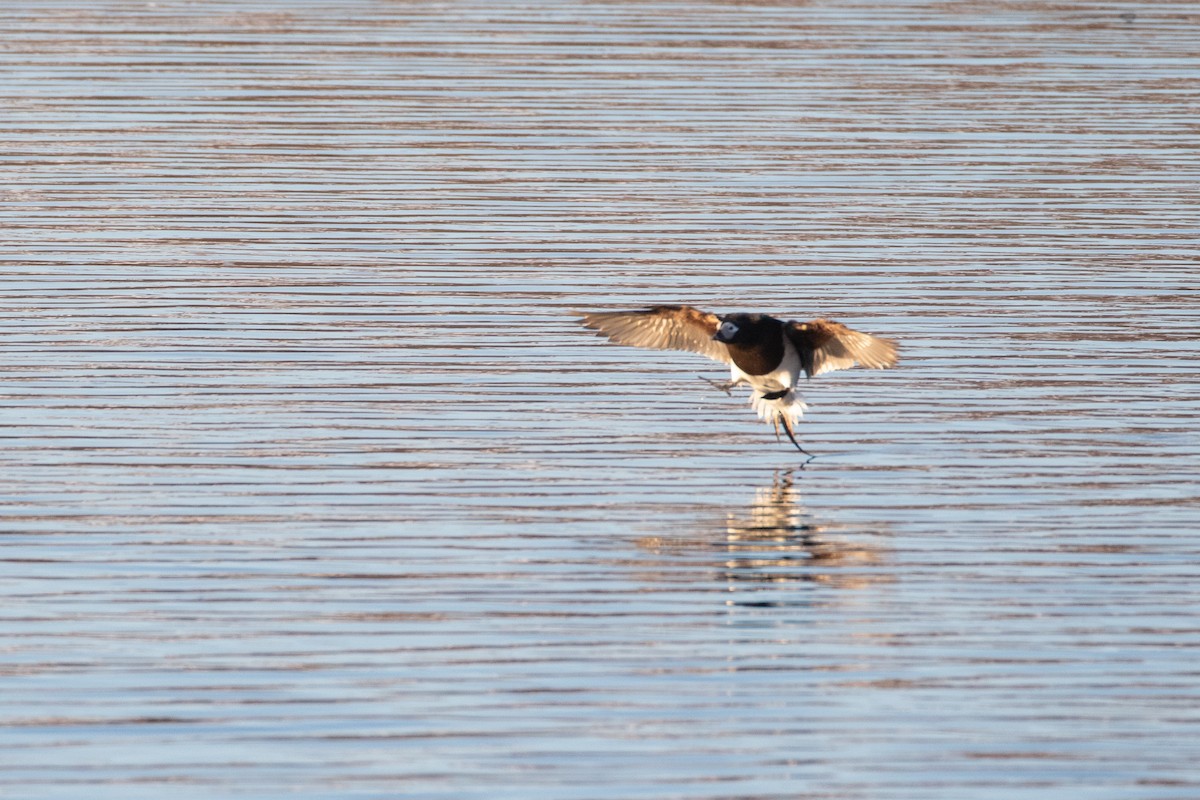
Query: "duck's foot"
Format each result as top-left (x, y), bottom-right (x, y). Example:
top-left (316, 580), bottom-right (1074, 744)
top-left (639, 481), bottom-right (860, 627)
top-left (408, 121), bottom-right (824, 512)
top-left (777, 411), bottom-right (816, 467)
top-left (698, 375), bottom-right (736, 396)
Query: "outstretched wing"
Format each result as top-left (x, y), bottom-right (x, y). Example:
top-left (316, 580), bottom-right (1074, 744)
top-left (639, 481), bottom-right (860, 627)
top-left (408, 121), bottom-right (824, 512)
top-left (579, 305), bottom-right (730, 364)
top-left (785, 318), bottom-right (899, 378)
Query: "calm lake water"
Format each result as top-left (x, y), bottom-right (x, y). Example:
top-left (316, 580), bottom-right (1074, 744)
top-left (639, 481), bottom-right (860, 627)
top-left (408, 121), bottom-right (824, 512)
top-left (3, 0), bottom-right (1199, 798)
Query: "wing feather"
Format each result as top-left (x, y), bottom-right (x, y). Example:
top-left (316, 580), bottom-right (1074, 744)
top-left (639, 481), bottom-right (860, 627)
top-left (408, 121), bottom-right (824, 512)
top-left (785, 318), bottom-right (899, 377)
top-left (579, 305), bottom-right (730, 364)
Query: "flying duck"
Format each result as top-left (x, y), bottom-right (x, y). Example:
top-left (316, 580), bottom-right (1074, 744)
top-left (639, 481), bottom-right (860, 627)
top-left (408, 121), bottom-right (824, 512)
top-left (580, 305), bottom-right (898, 454)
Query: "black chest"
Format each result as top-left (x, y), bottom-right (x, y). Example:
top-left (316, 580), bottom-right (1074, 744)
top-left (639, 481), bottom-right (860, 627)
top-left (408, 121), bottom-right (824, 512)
top-left (727, 327), bottom-right (785, 375)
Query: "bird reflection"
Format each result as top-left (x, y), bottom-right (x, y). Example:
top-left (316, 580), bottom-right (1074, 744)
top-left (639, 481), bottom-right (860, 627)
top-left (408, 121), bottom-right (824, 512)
top-left (638, 470), bottom-right (888, 595)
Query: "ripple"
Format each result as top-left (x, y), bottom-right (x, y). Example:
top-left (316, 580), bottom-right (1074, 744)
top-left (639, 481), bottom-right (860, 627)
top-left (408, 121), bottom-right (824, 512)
top-left (2, 0), bottom-right (1199, 798)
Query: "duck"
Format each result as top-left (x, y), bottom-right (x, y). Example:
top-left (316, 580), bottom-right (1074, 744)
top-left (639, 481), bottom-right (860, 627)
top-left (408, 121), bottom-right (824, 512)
top-left (580, 305), bottom-right (898, 454)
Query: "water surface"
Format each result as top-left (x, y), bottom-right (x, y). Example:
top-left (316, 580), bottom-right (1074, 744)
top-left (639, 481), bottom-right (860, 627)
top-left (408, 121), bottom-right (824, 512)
top-left (2, 0), bottom-right (1199, 798)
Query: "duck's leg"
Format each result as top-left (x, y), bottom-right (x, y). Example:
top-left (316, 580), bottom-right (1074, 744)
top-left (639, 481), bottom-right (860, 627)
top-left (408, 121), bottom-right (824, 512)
top-left (778, 411), bottom-right (815, 464)
top-left (699, 375), bottom-right (738, 396)
top-left (771, 414), bottom-right (782, 443)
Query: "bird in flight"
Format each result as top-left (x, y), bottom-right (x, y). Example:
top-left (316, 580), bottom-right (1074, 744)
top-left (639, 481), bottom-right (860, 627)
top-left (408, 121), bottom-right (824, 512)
top-left (580, 305), bottom-right (898, 455)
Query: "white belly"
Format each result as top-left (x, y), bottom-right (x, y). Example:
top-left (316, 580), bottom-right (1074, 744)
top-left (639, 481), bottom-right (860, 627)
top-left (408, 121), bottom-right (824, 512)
top-left (729, 339), bottom-right (801, 393)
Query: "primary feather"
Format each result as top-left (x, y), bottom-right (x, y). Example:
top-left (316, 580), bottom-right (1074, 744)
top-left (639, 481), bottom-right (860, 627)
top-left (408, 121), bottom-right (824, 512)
top-left (580, 304), bottom-right (730, 364)
top-left (785, 318), bottom-right (899, 377)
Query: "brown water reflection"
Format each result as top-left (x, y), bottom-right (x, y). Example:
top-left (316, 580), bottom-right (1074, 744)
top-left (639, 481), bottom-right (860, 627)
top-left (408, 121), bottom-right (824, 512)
top-left (639, 470), bottom-right (890, 594)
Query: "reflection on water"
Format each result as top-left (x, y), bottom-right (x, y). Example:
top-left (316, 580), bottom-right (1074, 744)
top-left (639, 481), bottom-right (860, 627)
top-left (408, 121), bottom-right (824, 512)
top-left (640, 470), bottom-right (889, 595)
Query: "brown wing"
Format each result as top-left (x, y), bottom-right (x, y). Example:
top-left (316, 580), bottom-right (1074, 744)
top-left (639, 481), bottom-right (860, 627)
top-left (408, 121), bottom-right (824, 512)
top-left (579, 305), bottom-right (730, 364)
top-left (785, 318), bottom-right (899, 378)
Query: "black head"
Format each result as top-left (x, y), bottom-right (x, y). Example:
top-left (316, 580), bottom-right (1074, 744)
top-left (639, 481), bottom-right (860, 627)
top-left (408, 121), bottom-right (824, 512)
top-left (713, 313), bottom-right (773, 345)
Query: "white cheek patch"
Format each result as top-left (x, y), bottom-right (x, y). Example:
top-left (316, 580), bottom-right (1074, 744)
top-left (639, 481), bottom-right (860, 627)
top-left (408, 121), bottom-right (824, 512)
top-left (720, 321), bottom-right (739, 338)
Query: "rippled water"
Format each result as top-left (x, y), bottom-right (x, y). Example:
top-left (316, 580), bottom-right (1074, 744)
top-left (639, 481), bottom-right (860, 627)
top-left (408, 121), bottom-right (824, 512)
top-left (3, 1), bottom-right (1199, 797)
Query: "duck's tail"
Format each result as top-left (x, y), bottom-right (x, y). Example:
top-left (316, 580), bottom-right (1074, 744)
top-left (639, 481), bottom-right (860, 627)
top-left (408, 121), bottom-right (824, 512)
top-left (751, 388), bottom-right (808, 451)
top-left (751, 387), bottom-right (806, 426)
